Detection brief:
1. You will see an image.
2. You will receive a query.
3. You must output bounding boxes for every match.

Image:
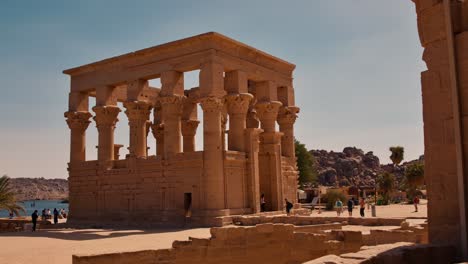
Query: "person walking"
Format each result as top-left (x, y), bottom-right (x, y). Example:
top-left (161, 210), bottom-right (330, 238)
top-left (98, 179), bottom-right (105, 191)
top-left (335, 199), bottom-right (343, 216)
top-left (260, 194), bottom-right (266, 212)
top-left (31, 210), bottom-right (38, 232)
top-left (53, 208), bottom-right (59, 224)
top-left (285, 199), bottom-right (293, 216)
top-left (347, 198), bottom-right (354, 217)
top-left (359, 198), bottom-right (365, 217)
top-left (413, 196), bottom-right (420, 212)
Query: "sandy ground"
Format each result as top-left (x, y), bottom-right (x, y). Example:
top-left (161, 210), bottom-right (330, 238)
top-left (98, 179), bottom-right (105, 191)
top-left (0, 202), bottom-right (427, 264)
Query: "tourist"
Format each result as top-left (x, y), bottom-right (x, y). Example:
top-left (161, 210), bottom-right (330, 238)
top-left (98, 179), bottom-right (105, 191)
top-left (31, 210), bottom-right (38, 232)
top-left (347, 198), bottom-right (354, 217)
top-left (47, 208), bottom-right (51, 219)
top-left (335, 199), bottom-right (343, 216)
top-left (285, 199), bottom-right (293, 215)
top-left (41, 209), bottom-right (46, 220)
top-left (9, 211), bottom-right (14, 219)
top-left (260, 194), bottom-right (266, 212)
top-left (53, 208), bottom-right (59, 224)
top-left (360, 198), bottom-right (365, 217)
top-left (413, 195), bottom-right (420, 212)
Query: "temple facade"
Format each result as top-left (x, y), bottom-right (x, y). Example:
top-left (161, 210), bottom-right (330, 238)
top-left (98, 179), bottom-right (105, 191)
top-left (63, 32), bottom-right (299, 226)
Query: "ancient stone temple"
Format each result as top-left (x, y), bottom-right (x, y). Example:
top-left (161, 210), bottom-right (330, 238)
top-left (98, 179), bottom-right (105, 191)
top-left (63, 32), bottom-right (299, 226)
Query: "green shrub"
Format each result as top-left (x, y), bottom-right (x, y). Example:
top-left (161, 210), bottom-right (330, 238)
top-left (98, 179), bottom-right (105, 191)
top-left (323, 190), bottom-right (347, 210)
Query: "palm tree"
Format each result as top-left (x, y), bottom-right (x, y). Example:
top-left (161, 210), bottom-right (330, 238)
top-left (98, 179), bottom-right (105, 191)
top-left (0, 175), bottom-right (24, 216)
top-left (389, 146), bottom-right (404, 166)
top-left (376, 172), bottom-right (396, 205)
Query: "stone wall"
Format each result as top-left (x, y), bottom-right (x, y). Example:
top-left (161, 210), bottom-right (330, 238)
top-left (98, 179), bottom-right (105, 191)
top-left (73, 224), bottom-right (361, 264)
top-left (412, 0), bottom-right (468, 253)
top-left (231, 215), bottom-right (405, 226)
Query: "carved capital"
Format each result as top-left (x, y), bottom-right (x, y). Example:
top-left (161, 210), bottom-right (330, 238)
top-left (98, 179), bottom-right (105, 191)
top-left (124, 101), bottom-right (152, 122)
top-left (200, 97), bottom-right (224, 113)
top-left (158, 95), bottom-right (185, 116)
top-left (92, 106), bottom-right (121, 127)
top-left (151, 123), bottom-right (165, 141)
top-left (181, 120), bottom-right (200, 137)
top-left (277, 106), bottom-right (300, 126)
top-left (225, 93), bottom-right (253, 115)
top-left (64, 111), bottom-right (92, 131)
top-left (255, 101), bottom-right (282, 121)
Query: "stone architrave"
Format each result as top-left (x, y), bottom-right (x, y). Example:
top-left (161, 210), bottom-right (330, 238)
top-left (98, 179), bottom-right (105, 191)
top-left (277, 106), bottom-right (300, 157)
top-left (226, 93), bottom-right (253, 151)
top-left (65, 111), bottom-right (92, 163)
top-left (181, 120), bottom-right (200, 152)
top-left (92, 105), bottom-right (121, 168)
top-left (200, 97), bottom-right (225, 209)
top-left (159, 95), bottom-right (185, 157)
top-left (124, 101), bottom-right (152, 158)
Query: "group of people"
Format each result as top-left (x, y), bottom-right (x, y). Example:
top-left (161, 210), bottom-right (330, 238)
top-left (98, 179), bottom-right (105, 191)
top-left (30, 208), bottom-right (67, 231)
top-left (335, 197), bottom-right (366, 217)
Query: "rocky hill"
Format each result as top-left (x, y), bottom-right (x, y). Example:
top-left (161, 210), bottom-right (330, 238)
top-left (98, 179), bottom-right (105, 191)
top-left (311, 147), bottom-right (423, 187)
top-left (9, 178), bottom-right (68, 201)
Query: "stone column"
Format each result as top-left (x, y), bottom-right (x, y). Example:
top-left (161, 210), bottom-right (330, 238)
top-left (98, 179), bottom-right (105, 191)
top-left (255, 101), bottom-right (284, 211)
top-left (92, 106), bottom-right (121, 168)
top-left (151, 123), bottom-right (164, 156)
top-left (226, 93), bottom-right (253, 152)
top-left (124, 101), bottom-right (152, 158)
top-left (277, 106), bottom-right (300, 157)
top-left (159, 95), bottom-right (185, 157)
top-left (65, 111), bottom-right (92, 163)
top-left (113, 144), bottom-right (124, 160)
top-left (200, 97), bottom-right (225, 209)
top-left (181, 120), bottom-right (199, 152)
top-left (245, 128), bottom-right (263, 213)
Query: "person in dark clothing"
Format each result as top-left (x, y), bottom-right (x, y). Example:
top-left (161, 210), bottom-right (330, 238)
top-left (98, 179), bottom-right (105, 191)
top-left (53, 208), bottom-right (59, 224)
top-left (285, 199), bottom-right (293, 215)
top-left (31, 210), bottom-right (38, 231)
top-left (347, 198), bottom-right (354, 216)
top-left (260, 194), bottom-right (266, 212)
top-left (41, 209), bottom-right (46, 220)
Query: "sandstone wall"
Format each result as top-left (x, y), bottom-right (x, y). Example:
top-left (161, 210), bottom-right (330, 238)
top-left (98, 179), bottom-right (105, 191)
top-left (412, 0), bottom-right (468, 252)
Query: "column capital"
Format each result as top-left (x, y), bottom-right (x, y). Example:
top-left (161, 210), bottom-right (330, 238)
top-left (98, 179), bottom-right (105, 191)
top-left (200, 97), bottom-right (225, 113)
top-left (158, 95), bottom-right (185, 115)
top-left (181, 120), bottom-right (200, 137)
top-left (225, 93), bottom-right (253, 115)
top-left (277, 106), bottom-right (300, 126)
top-left (124, 101), bottom-right (152, 121)
top-left (151, 123), bottom-right (165, 140)
top-left (255, 101), bottom-right (282, 121)
top-left (92, 106), bottom-right (121, 127)
top-left (64, 111), bottom-right (92, 131)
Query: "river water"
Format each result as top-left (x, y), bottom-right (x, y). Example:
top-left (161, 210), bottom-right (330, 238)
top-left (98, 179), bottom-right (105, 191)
top-left (0, 200), bottom-right (69, 218)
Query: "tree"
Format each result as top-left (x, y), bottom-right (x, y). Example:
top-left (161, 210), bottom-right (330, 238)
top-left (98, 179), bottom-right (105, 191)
top-left (323, 190), bottom-right (347, 211)
top-left (389, 146), bottom-right (404, 166)
top-left (405, 162), bottom-right (425, 187)
top-left (0, 175), bottom-right (24, 216)
top-left (295, 139), bottom-right (317, 187)
top-left (376, 172), bottom-right (396, 205)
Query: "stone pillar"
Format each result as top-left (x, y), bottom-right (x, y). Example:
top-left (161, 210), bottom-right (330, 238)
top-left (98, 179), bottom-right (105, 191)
top-left (255, 101), bottom-right (284, 211)
top-left (92, 106), bottom-right (121, 168)
top-left (65, 111), bottom-right (92, 163)
top-left (277, 106), bottom-right (300, 157)
top-left (245, 128), bottom-right (263, 213)
top-left (124, 101), bottom-right (152, 158)
top-left (226, 93), bottom-right (253, 152)
top-left (159, 95), bottom-right (185, 157)
top-left (200, 97), bottom-right (225, 209)
top-left (151, 123), bottom-right (164, 156)
top-left (181, 120), bottom-right (199, 152)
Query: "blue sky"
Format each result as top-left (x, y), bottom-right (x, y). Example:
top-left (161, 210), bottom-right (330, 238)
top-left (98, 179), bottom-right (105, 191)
top-left (0, 0), bottom-right (425, 179)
